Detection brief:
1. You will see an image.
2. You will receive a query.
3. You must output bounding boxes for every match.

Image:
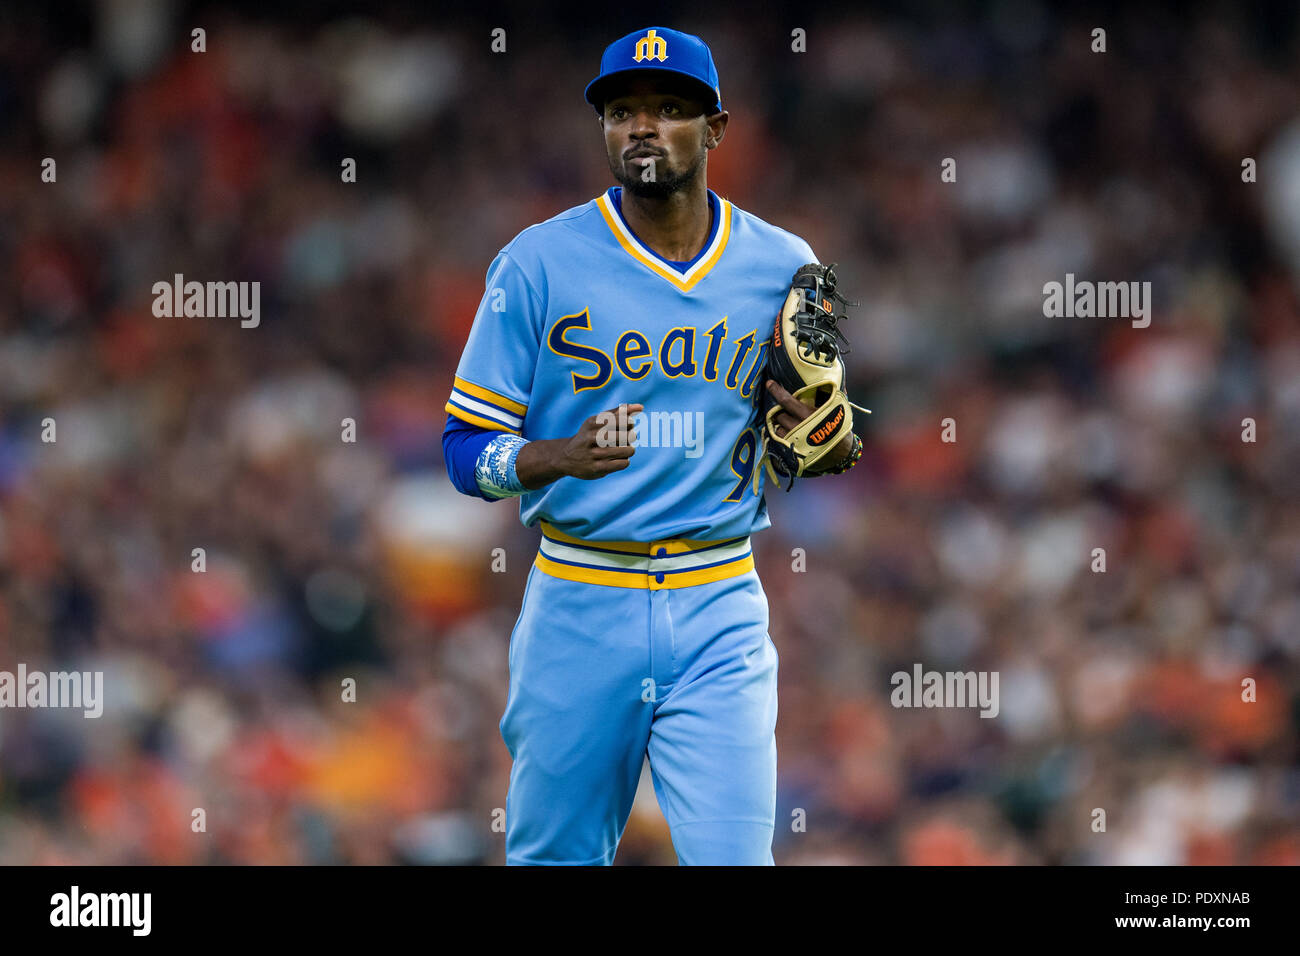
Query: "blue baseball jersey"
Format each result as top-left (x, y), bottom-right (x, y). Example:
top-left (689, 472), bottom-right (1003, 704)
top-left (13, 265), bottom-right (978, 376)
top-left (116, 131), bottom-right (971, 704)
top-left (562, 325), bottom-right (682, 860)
top-left (445, 185), bottom-right (817, 543)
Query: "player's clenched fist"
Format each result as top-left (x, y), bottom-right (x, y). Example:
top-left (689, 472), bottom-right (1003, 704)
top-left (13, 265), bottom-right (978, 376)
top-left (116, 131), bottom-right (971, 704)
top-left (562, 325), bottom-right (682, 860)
top-left (516, 404), bottom-right (643, 489)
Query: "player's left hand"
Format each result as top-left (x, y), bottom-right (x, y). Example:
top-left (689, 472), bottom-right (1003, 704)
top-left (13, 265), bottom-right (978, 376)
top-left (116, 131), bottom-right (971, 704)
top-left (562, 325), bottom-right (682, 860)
top-left (764, 379), bottom-right (854, 465)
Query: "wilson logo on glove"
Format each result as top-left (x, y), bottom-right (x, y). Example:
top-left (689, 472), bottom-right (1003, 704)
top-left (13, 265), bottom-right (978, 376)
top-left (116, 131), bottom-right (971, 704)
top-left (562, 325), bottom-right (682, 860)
top-left (808, 405), bottom-right (845, 446)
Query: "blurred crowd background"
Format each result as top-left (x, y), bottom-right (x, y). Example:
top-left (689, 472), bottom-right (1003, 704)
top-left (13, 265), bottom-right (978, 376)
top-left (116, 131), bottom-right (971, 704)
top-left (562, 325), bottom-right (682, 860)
top-left (1, 0), bottom-right (1298, 865)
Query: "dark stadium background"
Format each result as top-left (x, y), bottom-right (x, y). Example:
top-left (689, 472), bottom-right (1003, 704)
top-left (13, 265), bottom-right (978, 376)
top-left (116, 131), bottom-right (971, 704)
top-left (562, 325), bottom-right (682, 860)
top-left (0, 0), bottom-right (1298, 864)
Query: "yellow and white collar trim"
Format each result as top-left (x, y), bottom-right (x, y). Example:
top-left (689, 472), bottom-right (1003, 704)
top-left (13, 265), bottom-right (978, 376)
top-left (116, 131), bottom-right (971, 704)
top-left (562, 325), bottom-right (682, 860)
top-left (595, 189), bottom-right (732, 293)
top-left (535, 520), bottom-right (753, 589)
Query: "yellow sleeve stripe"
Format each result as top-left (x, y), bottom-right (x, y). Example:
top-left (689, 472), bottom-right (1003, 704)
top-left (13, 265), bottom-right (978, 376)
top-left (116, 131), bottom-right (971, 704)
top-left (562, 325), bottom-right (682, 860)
top-left (445, 403), bottom-right (519, 433)
top-left (453, 377), bottom-right (528, 416)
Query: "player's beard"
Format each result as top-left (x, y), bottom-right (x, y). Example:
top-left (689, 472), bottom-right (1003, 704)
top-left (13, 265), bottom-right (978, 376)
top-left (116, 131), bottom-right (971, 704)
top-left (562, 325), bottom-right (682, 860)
top-left (614, 147), bottom-right (706, 199)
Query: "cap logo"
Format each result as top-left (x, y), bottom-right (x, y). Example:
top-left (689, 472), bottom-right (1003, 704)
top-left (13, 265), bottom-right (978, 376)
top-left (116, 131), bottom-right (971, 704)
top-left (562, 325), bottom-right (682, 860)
top-left (633, 29), bottom-right (668, 62)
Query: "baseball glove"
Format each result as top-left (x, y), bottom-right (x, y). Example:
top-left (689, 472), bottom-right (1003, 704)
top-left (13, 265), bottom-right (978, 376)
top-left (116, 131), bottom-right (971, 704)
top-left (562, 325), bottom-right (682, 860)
top-left (755, 262), bottom-right (870, 493)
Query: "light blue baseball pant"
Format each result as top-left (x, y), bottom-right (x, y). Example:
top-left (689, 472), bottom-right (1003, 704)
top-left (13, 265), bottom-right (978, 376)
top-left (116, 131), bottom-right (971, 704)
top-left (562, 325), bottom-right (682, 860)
top-left (499, 529), bottom-right (778, 865)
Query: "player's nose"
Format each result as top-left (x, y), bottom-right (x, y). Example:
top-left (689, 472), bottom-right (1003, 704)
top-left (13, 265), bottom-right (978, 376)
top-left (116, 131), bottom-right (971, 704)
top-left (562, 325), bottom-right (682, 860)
top-left (628, 105), bottom-right (660, 135)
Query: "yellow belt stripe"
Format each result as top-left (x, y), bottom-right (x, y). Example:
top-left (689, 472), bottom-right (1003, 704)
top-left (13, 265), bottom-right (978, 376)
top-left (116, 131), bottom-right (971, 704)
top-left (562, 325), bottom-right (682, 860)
top-left (534, 552), bottom-right (754, 590)
top-left (538, 520), bottom-right (731, 556)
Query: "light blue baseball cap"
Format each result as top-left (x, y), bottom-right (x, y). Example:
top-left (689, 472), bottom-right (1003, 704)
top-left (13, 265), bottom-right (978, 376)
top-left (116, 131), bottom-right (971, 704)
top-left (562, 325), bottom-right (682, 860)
top-left (584, 26), bottom-right (722, 114)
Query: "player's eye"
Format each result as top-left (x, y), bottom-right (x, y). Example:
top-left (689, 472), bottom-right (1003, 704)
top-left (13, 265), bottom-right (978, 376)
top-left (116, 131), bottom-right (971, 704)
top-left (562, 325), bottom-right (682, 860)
top-left (662, 103), bottom-right (680, 115)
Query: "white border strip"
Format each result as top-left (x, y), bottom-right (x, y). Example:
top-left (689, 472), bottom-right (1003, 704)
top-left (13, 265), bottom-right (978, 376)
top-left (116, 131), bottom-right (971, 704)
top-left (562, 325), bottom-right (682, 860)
top-left (538, 535), bottom-right (751, 573)
top-left (599, 191), bottom-right (729, 282)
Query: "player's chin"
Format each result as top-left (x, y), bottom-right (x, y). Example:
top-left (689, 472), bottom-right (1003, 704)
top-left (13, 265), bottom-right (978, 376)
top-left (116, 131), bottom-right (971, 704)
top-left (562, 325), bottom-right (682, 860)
top-left (622, 176), bottom-right (676, 200)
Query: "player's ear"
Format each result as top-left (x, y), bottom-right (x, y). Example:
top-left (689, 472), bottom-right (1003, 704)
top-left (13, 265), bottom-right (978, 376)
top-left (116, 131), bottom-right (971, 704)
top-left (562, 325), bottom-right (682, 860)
top-left (706, 110), bottom-right (728, 149)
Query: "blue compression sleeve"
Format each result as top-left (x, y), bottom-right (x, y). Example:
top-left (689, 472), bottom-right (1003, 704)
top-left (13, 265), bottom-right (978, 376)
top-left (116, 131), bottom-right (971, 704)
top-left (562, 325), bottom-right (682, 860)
top-left (443, 416), bottom-right (505, 501)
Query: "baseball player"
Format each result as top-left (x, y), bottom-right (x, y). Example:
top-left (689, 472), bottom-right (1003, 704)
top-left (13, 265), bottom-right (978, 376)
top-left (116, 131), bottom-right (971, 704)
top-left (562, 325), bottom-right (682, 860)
top-left (442, 26), bottom-right (864, 865)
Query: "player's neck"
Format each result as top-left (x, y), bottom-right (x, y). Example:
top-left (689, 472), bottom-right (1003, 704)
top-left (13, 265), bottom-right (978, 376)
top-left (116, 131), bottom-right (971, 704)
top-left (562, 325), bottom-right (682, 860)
top-left (618, 182), bottom-right (712, 263)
